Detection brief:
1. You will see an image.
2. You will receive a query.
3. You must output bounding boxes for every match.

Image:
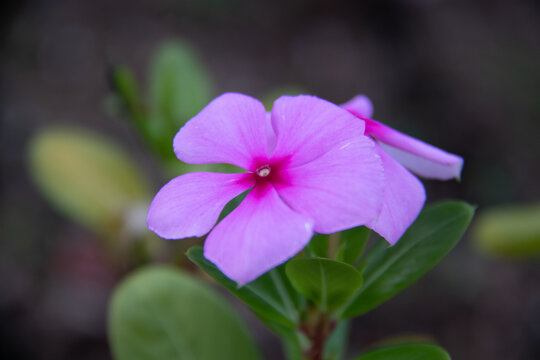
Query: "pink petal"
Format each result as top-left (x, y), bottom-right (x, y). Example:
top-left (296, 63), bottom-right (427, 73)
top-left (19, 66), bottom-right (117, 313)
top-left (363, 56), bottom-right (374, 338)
top-left (368, 144), bottom-right (426, 245)
top-left (265, 111), bottom-right (277, 154)
top-left (273, 136), bottom-right (384, 234)
top-left (204, 183), bottom-right (314, 285)
top-left (174, 93), bottom-right (270, 171)
top-left (342, 94), bottom-right (374, 118)
top-left (366, 119), bottom-right (464, 180)
top-left (147, 172), bottom-right (254, 239)
top-left (270, 95), bottom-right (365, 168)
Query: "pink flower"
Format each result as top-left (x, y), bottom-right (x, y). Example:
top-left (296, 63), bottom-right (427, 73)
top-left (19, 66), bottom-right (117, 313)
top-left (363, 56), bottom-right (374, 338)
top-left (342, 95), bottom-right (464, 244)
top-left (147, 93), bottom-right (384, 285)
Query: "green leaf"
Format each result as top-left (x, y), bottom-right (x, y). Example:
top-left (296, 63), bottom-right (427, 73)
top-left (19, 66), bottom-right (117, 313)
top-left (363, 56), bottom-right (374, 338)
top-left (109, 266), bottom-right (261, 360)
top-left (28, 127), bottom-right (150, 235)
top-left (217, 189), bottom-right (249, 223)
top-left (149, 40), bottom-right (212, 129)
top-left (339, 201), bottom-right (475, 319)
top-left (323, 320), bottom-right (350, 360)
top-left (260, 86), bottom-right (307, 111)
top-left (336, 226), bottom-right (370, 265)
top-left (306, 234), bottom-right (330, 257)
top-left (354, 344), bottom-right (450, 360)
top-left (473, 203), bottom-right (540, 259)
top-left (112, 66), bottom-right (141, 113)
top-left (263, 322), bottom-right (308, 360)
top-left (285, 258), bottom-right (363, 311)
top-left (110, 66), bottom-right (146, 136)
top-left (186, 247), bottom-right (299, 327)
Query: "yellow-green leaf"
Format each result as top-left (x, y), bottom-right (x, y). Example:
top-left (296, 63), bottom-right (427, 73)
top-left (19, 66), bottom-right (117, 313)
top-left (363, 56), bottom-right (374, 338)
top-left (473, 203), bottom-right (540, 259)
top-left (28, 127), bottom-right (150, 235)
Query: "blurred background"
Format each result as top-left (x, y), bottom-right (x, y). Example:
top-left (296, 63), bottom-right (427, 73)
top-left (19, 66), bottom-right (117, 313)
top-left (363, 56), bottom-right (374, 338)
top-left (1, 0), bottom-right (540, 359)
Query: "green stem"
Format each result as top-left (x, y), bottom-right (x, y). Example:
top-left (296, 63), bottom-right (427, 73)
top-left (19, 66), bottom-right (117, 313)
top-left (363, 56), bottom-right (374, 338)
top-left (328, 233), bottom-right (341, 259)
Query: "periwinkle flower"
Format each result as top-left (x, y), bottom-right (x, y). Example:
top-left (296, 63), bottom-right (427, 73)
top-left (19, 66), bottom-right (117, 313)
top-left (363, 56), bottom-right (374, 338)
top-left (343, 95), bottom-right (464, 244)
top-left (147, 93), bottom-right (384, 285)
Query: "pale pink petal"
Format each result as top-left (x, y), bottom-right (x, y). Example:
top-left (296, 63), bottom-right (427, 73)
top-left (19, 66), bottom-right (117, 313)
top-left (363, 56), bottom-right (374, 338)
top-left (204, 183), bottom-right (314, 285)
top-left (273, 136), bottom-right (384, 234)
top-left (174, 93), bottom-right (270, 171)
top-left (265, 111), bottom-right (277, 154)
top-left (147, 172), bottom-right (254, 239)
top-left (342, 94), bottom-right (374, 118)
top-left (270, 95), bottom-right (365, 167)
top-left (366, 119), bottom-right (464, 180)
top-left (368, 144), bottom-right (426, 245)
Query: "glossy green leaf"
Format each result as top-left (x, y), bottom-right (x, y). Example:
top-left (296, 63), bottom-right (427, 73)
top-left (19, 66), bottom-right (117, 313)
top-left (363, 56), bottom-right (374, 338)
top-left (286, 258), bottom-right (363, 311)
top-left (28, 127), bottom-right (150, 235)
top-left (336, 226), bottom-right (370, 265)
top-left (355, 344), bottom-right (450, 360)
top-left (109, 266), bottom-right (261, 360)
top-left (149, 40), bottom-right (212, 128)
top-left (473, 203), bottom-right (540, 259)
top-left (339, 201), bottom-right (475, 319)
top-left (187, 246), bottom-right (299, 327)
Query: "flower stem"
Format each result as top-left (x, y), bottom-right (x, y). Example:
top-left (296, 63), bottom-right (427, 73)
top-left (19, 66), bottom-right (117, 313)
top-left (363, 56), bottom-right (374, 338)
top-left (328, 232), bottom-right (340, 259)
top-left (301, 311), bottom-right (336, 360)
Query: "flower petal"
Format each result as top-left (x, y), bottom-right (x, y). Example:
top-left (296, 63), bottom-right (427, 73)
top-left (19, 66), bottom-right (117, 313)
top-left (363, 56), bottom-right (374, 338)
top-left (147, 172), bottom-right (254, 239)
top-left (342, 94), bottom-right (374, 118)
top-left (366, 119), bottom-right (464, 180)
top-left (274, 136), bottom-right (384, 234)
top-left (174, 93), bottom-right (270, 171)
top-left (368, 144), bottom-right (426, 245)
top-left (265, 111), bottom-right (277, 154)
top-left (270, 95), bottom-right (365, 167)
top-left (204, 183), bottom-right (314, 285)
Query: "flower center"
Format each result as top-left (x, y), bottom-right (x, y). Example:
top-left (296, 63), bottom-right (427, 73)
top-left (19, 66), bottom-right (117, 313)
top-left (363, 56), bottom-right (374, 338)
top-left (255, 164), bottom-right (271, 178)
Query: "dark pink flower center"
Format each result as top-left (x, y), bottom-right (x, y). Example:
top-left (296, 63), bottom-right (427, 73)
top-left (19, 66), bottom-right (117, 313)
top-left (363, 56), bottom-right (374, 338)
top-left (250, 157), bottom-right (291, 187)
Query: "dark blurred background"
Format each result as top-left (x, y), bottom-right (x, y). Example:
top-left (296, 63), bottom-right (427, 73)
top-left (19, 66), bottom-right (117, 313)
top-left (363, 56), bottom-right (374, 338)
top-left (2, 0), bottom-right (540, 359)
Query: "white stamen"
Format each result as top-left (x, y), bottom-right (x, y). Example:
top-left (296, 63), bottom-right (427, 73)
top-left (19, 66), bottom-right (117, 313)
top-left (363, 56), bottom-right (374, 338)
top-left (256, 165), bottom-right (271, 177)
